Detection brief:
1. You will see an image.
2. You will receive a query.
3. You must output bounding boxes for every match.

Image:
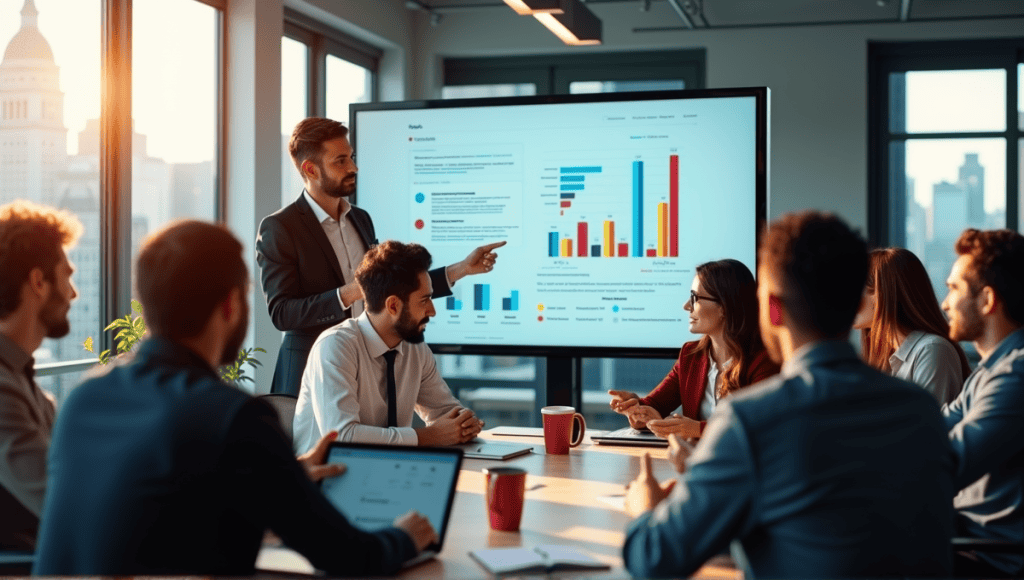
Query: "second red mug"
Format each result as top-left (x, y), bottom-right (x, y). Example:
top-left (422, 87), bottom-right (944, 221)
top-left (541, 406), bottom-right (586, 454)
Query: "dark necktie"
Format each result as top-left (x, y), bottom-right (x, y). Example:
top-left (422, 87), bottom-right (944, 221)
top-left (382, 350), bottom-right (398, 428)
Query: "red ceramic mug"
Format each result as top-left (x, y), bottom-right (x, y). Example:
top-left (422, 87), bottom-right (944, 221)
top-left (484, 467), bottom-right (527, 531)
top-left (541, 406), bottom-right (586, 455)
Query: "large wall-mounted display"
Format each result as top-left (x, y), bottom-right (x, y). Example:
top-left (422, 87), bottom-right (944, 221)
top-left (351, 88), bottom-right (769, 357)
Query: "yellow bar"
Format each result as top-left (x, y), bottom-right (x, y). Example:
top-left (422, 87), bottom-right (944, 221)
top-left (561, 238), bottom-right (573, 257)
top-left (604, 221), bottom-right (614, 257)
top-left (657, 203), bottom-right (668, 257)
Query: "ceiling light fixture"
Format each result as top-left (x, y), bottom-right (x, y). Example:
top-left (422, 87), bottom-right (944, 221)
top-left (533, 0), bottom-right (602, 46)
top-left (503, 0), bottom-right (564, 16)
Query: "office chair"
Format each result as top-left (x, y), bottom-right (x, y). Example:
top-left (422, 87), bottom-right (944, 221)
top-left (258, 393), bottom-right (298, 444)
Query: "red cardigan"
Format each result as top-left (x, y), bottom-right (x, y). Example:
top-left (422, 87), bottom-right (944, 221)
top-left (640, 341), bottom-right (780, 433)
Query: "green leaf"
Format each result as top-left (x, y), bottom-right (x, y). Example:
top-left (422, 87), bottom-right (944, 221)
top-left (131, 299), bottom-right (143, 313)
top-left (83, 336), bottom-right (94, 353)
top-left (105, 319), bottom-right (127, 331)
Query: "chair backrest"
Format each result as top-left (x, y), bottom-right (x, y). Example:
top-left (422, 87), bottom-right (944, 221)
top-left (258, 394), bottom-right (298, 444)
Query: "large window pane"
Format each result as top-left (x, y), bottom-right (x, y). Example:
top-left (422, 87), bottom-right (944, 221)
top-left (896, 138), bottom-right (1006, 299)
top-left (893, 69), bottom-right (1006, 133)
top-left (0, 0), bottom-right (101, 395)
top-left (281, 36), bottom-right (308, 206)
top-left (325, 54), bottom-right (371, 127)
top-left (131, 0), bottom-right (217, 265)
top-left (569, 79), bottom-right (685, 94)
top-left (441, 84), bottom-right (536, 99)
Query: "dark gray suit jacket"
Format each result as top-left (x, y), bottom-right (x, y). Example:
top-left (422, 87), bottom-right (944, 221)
top-left (256, 193), bottom-right (450, 395)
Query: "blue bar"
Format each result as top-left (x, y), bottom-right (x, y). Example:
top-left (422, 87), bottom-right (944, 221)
top-left (510, 290), bottom-right (519, 311)
top-left (481, 284), bottom-right (490, 311)
top-left (454, 300), bottom-right (462, 310)
top-left (561, 184), bottom-right (584, 191)
top-left (591, 244), bottom-right (602, 257)
top-left (447, 297), bottom-right (455, 310)
top-left (560, 166), bottom-right (602, 174)
top-left (473, 285), bottom-right (482, 310)
top-left (560, 193), bottom-right (576, 199)
top-left (502, 298), bottom-right (511, 311)
top-left (633, 161), bottom-right (643, 257)
top-left (549, 232), bottom-right (559, 257)
top-left (560, 175), bottom-right (585, 182)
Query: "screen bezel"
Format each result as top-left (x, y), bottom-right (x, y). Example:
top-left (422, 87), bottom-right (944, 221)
top-left (321, 442), bottom-right (464, 553)
top-left (350, 87), bottom-right (769, 359)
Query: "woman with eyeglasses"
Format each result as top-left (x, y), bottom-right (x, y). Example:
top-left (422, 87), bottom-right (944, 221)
top-left (608, 259), bottom-right (779, 439)
top-left (851, 247), bottom-right (970, 405)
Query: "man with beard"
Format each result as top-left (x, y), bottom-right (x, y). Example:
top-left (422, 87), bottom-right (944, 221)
top-left (621, 211), bottom-right (954, 579)
top-left (292, 240), bottom-right (482, 453)
top-left (34, 221), bottom-right (437, 575)
top-left (940, 228), bottom-right (1024, 578)
top-left (0, 201), bottom-right (81, 552)
top-left (256, 117), bottom-right (504, 396)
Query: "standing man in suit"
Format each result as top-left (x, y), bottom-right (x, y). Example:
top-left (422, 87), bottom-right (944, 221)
top-left (0, 200), bottom-right (80, 551)
top-left (257, 117), bottom-right (505, 395)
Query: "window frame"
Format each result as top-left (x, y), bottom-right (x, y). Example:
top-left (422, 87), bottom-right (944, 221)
top-left (443, 49), bottom-right (706, 96)
top-left (37, 0), bottom-right (227, 377)
top-left (867, 38), bottom-right (1023, 247)
top-left (283, 8), bottom-right (380, 120)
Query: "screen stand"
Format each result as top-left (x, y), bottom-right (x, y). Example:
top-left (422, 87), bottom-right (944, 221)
top-left (545, 356), bottom-right (583, 413)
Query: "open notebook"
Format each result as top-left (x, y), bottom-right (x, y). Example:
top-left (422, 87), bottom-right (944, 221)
top-left (470, 545), bottom-right (610, 575)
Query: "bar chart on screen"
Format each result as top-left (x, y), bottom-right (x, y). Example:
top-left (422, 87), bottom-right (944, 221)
top-left (543, 150), bottom-right (681, 260)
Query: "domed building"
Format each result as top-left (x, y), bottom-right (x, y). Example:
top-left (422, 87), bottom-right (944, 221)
top-left (0, 0), bottom-right (67, 204)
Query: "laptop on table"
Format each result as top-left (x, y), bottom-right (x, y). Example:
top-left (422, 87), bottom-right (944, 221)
top-left (319, 442), bottom-right (464, 568)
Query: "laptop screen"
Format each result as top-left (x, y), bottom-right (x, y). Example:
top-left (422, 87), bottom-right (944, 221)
top-left (321, 443), bottom-right (463, 546)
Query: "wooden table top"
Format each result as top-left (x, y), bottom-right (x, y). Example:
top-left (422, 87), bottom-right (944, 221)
top-left (258, 429), bottom-right (741, 579)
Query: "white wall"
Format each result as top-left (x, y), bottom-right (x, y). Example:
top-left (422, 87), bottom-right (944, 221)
top-left (406, 4), bottom-right (1024, 232)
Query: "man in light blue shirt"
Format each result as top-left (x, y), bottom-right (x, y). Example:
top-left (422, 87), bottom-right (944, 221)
top-left (941, 228), bottom-right (1024, 577)
top-left (623, 211), bottom-right (955, 579)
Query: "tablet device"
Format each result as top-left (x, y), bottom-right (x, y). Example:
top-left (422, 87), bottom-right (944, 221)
top-left (452, 439), bottom-right (533, 460)
top-left (320, 442), bottom-right (463, 567)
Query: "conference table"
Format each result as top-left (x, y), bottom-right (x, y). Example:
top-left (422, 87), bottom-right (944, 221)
top-left (258, 428), bottom-right (741, 579)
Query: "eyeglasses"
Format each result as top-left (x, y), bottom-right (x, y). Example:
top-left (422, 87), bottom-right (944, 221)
top-left (689, 291), bottom-right (719, 309)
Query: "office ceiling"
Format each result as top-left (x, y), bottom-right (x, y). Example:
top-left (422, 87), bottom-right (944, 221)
top-left (409, 0), bottom-right (1024, 29)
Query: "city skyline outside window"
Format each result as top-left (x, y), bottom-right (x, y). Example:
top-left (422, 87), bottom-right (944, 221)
top-left (0, 0), bottom-right (100, 404)
top-left (892, 68), bottom-right (1020, 305)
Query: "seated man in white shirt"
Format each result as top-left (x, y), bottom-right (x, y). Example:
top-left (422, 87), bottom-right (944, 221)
top-left (293, 240), bottom-right (483, 453)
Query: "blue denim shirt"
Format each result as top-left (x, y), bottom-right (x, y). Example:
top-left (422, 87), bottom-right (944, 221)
top-left (944, 327), bottom-right (1024, 575)
top-left (624, 340), bottom-right (955, 579)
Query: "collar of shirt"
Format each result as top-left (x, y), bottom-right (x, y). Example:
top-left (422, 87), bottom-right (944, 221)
top-left (303, 189), bottom-right (351, 225)
top-left (978, 326), bottom-right (1024, 370)
top-left (781, 339), bottom-right (859, 377)
top-left (0, 331), bottom-right (34, 379)
top-left (889, 329), bottom-right (926, 371)
top-left (355, 312), bottom-right (404, 360)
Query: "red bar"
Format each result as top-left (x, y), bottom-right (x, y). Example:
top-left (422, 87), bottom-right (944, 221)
top-left (560, 201), bottom-right (571, 208)
top-left (617, 243), bottom-right (628, 257)
top-left (646, 249), bottom-right (657, 257)
top-left (577, 222), bottom-right (588, 257)
top-left (669, 155), bottom-right (679, 257)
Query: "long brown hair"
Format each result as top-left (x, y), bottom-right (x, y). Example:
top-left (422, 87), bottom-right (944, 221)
top-left (692, 259), bottom-right (765, 398)
top-left (860, 248), bottom-right (971, 378)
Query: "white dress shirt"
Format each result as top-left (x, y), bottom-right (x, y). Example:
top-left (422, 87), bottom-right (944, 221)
top-left (699, 357), bottom-right (731, 421)
top-left (303, 190), bottom-right (367, 317)
top-left (292, 313), bottom-right (463, 453)
top-left (889, 330), bottom-right (965, 405)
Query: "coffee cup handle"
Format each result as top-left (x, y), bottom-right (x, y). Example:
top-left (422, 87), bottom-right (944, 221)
top-left (570, 413), bottom-right (586, 447)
